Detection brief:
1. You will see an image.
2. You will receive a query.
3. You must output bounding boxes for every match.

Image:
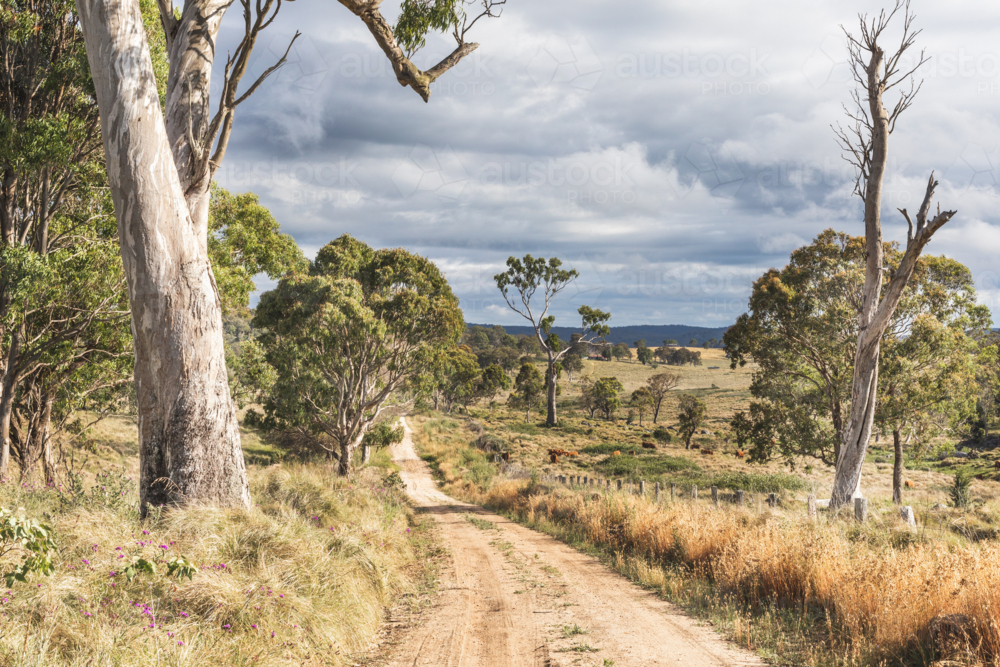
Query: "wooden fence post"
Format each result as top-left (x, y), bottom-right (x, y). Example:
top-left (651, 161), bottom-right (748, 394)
top-left (854, 497), bottom-right (868, 523)
top-left (639, 480), bottom-right (646, 495)
top-left (617, 479), bottom-right (623, 491)
top-left (711, 485), bottom-right (719, 506)
top-left (736, 490), bottom-right (744, 507)
top-left (691, 485), bottom-right (698, 500)
top-left (670, 483), bottom-right (676, 501)
top-left (655, 482), bottom-right (661, 501)
top-left (807, 494), bottom-right (817, 521)
top-left (767, 493), bottom-right (777, 508)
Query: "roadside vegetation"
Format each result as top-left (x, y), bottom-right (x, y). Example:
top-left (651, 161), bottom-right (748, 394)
top-left (0, 415), bottom-right (434, 666)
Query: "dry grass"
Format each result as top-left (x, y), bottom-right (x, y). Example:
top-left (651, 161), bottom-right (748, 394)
top-left (0, 451), bottom-right (425, 666)
top-left (414, 412), bottom-right (1000, 666)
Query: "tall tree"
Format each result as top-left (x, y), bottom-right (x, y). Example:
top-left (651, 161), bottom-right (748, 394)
top-left (830, 2), bottom-right (956, 509)
top-left (478, 363), bottom-right (511, 412)
top-left (676, 394), bottom-right (707, 450)
top-left (494, 255), bottom-right (610, 426)
top-left (252, 235), bottom-right (463, 475)
top-left (629, 387), bottom-right (652, 426)
top-left (73, 0), bottom-right (500, 512)
top-left (647, 371), bottom-right (681, 423)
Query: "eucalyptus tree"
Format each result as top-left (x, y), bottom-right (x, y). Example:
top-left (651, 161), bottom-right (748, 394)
top-left (725, 230), bottom-right (988, 479)
top-left (494, 255), bottom-right (610, 426)
top-left (73, 0), bottom-right (501, 510)
top-left (252, 235), bottom-right (463, 475)
top-left (508, 362), bottom-right (544, 423)
top-left (676, 395), bottom-right (707, 450)
top-left (646, 371), bottom-right (681, 423)
top-left (830, 2), bottom-right (958, 508)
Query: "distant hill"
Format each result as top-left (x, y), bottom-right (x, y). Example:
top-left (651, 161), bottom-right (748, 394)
top-left (466, 323), bottom-right (731, 347)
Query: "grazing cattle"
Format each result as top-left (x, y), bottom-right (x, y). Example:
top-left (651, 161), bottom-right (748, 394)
top-left (548, 448), bottom-right (580, 457)
top-left (612, 450), bottom-right (621, 456)
top-left (904, 480), bottom-right (915, 489)
top-left (994, 460), bottom-right (1000, 471)
top-left (701, 449), bottom-right (714, 455)
top-left (735, 450), bottom-right (746, 458)
top-left (550, 454), bottom-right (559, 464)
top-left (501, 452), bottom-right (510, 462)
top-left (642, 442), bottom-right (657, 450)
top-left (630, 450), bottom-right (637, 457)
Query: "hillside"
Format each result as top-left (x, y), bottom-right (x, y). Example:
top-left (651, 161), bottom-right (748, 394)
top-left (466, 323), bottom-right (731, 346)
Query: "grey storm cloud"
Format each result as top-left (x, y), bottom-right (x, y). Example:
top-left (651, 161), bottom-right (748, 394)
top-left (211, 0), bottom-right (1000, 327)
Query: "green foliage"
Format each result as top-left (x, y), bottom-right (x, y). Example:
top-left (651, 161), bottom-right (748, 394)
top-left (652, 426), bottom-right (672, 443)
top-left (208, 184), bottom-right (306, 315)
top-left (123, 556), bottom-right (157, 582)
top-left (394, 0), bottom-right (463, 56)
top-left (166, 555), bottom-right (199, 581)
top-left (676, 394), bottom-right (708, 449)
top-left (508, 363), bottom-right (545, 422)
top-left (724, 229), bottom-right (989, 466)
top-left (363, 421), bottom-right (405, 451)
top-left (585, 377), bottom-right (623, 420)
top-left (479, 363), bottom-right (512, 406)
top-left (950, 472), bottom-right (972, 509)
top-left (253, 235), bottom-right (463, 472)
top-left (629, 386), bottom-right (653, 425)
top-left (0, 508), bottom-right (56, 587)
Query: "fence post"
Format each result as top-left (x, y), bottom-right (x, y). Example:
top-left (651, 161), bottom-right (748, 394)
top-left (655, 482), bottom-right (661, 501)
top-left (616, 479), bottom-right (623, 491)
top-left (670, 483), bottom-right (676, 501)
top-left (807, 494), bottom-right (817, 521)
top-left (900, 505), bottom-right (916, 530)
top-left (639, 480), bottom-right (646, 496)
top-left (854, 497), bottom-right (868, 523)
top-left (691, 485), bottom-right (698, 500)
top-left (767, 493), bottom-right (777, 508)
top-left (711, 485), bottom-right (719, 506)
top-left (736, 490), bottom-right (744, 507)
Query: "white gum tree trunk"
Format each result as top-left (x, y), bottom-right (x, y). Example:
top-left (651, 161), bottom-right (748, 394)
top-left (76, 0), bottom-right (250, 514)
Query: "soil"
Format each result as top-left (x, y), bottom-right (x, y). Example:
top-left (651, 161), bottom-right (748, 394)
top-left (382, 418), bottom-right (765, 667)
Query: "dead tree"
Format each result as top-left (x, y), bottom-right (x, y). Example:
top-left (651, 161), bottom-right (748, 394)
top-left (829, 1), bottom-right (956, 510)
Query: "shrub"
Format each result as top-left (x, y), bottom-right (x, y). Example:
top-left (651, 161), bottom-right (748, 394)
top-left (950, 472), bottom-right (972, 508)
top-left (475, 434), bottom-right (508, 452)
top-left (652, 426), bottom-right (672, 443)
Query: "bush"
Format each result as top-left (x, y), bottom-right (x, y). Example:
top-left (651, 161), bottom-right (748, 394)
top-left (950, 472), bottom-right (972, 508)
top-left (652, 426), bottom-right (672, 443)
top-left (474, 434), bottom-right (508, 453)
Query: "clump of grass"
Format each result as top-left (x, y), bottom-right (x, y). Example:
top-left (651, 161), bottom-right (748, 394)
top-left (0, 463), bottom-right (424, 666)
top-left (950, 471), bottom-right (973, 509)
top-left (560, 623), bottom-right (587, 637)
top-left (465, 515), bottom-right (498, 531)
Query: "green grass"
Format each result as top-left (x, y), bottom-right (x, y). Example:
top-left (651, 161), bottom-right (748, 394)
top-left (465, 515), bottom-right (498, 531)
top-left (594, 453), bottom-right (701, 479)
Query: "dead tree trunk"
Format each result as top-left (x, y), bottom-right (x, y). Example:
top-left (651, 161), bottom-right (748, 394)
top-left (892, 429), bottom-right (903, 504)
top-left (829, 3), bottom-right (955, 509)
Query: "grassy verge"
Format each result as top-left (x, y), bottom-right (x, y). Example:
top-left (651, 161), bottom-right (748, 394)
top-left (413, 413), bottom-right (1000, 667)
top-left (0, 417), bottom-right (434, 666)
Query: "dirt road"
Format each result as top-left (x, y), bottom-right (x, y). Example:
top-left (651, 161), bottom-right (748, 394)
top-left (384, 418), bottom-right (765, 667)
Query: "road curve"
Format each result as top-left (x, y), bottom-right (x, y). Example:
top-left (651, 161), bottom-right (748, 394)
top-left (386, 417), bottom-right (765, 667)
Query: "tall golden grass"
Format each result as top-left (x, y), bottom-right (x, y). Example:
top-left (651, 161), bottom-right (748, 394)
top-left (0, 462), bottom-right (422, 666)
top-left (473, 478), bottom-right (1000, 666)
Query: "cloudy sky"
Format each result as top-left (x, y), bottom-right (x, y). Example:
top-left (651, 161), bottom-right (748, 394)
top-left (210, 0), bottom-right (1000, 328)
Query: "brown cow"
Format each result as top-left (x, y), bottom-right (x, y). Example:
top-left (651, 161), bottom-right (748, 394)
top-left (904, 480), bottom-right (915, 489)
top-left (612, 450), bottom-right (621, 456)
top-left (501, 452), bottom-right (510, 462)
top-left (994, 459), bottom-right (1000, 471)
top-left (550, 454), bottom-right (559, 464)
top-left (735, 450), bottom-right (746, 458)
top-left (702, 449), bottom-right (714, 455)
top-left (642, 442), bottom-right (657, 450)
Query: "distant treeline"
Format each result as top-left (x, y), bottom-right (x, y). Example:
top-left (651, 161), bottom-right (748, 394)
top-left (465, 323), bottom-right (730, 347)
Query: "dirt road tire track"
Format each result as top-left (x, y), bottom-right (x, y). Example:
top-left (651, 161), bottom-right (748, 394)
top-left (385, 418), bottom-right (764, 667)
